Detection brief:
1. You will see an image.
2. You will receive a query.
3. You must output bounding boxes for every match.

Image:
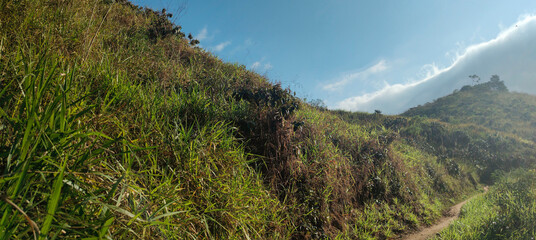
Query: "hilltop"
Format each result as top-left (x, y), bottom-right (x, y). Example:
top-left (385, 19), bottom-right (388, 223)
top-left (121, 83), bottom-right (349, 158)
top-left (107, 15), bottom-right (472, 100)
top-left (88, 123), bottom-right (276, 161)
top-left (404, 76), bottom-right (536, 143)
top-left (1, 1), bottom-right (535, 239)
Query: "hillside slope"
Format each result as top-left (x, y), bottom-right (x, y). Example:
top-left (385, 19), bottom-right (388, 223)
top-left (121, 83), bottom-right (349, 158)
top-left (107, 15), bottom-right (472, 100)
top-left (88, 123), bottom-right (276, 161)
top-left (399, 78), bottom-right (536, 182)
top-left (1, 1), bottom-right (533, 239)
top-left (403, 77), bottom-right (536, 143)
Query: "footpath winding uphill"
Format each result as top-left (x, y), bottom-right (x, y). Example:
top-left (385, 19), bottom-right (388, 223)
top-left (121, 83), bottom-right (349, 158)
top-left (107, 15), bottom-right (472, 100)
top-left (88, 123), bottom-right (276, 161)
top-left (400, 187), bottom-right (488, 240)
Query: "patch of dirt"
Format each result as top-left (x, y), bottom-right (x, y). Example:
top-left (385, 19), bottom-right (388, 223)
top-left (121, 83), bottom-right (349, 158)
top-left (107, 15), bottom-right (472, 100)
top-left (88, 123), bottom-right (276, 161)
top-left (398, 187), bottom-right (488, 240)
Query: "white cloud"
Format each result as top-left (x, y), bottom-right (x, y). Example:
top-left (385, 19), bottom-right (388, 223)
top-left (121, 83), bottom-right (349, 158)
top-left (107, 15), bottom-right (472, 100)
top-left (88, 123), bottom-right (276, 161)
top-left (369, 60), bottom-right (389, 73)
top-left (251, 61), bottom-right (261, 69)
top-left (251, 59), bottom-right (273, 72)
top-left (196, 26), bottom-right (208, 41)
top-left (336, 15), bottom-right (536, 114)
top-left (263, 63), bottom-right (273, 70)
top-left (212, 41), bottom-right (231, 52)
top-left (195, 27), bottom-right (233, 53)
top-left (322, 60), bottom-right (388, 91)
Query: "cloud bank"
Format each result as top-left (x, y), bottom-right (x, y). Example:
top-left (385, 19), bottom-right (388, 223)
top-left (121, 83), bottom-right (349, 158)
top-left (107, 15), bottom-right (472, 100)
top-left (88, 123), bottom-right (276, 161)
top-left (336, 15), bottom-right (536, 114)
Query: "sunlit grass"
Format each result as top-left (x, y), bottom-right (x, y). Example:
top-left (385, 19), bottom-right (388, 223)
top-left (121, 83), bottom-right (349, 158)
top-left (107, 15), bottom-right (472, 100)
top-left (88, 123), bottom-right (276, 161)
top-left (0, 41), bottom-right (286, 240)
top-left (433, 169), bottom-right (536, 240)
top-left (2, 0), bottom-right (533, 239)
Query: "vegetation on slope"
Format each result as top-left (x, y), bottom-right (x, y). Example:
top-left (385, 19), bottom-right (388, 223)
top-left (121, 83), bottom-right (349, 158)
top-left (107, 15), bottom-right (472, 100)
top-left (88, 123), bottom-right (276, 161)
top-left (403, 76), bottom-right (536, 143)
top-left (334, 110), bottom-right (536, 184)
top-left (1, 1), bottom-right (291, 239)
top-left (335, 78), bottom-right (536, 238)
top-left (284, 107), bottom-right (480, 239)
top-left (433, 169), bottom-right (536, 239)
top-left (1, 1), bottom-right (533, 239)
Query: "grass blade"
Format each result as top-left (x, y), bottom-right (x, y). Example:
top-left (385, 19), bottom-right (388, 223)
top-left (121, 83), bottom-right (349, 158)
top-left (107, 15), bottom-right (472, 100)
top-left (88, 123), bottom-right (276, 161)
top-left (98, 217), bottom-right (115, 239)
top-left (40, 155), bottom-right (67, 237)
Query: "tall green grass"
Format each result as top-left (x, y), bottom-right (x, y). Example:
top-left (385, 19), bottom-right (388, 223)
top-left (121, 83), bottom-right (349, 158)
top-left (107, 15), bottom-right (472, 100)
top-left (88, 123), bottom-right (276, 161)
top-left (0, 46), bottom-right (287, 239)
top-left (1, 1), bottom-right (290, 238)
top-left (0, 48), bottom-right (114, 239)
top-left (433, 169), bottom-right (536, 240)
top-left (2, 0), bottom-right (526, 239)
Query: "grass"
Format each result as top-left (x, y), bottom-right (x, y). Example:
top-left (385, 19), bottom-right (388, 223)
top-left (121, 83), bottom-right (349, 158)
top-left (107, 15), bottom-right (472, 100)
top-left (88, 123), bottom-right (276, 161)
top-left (0, 36), bottom-right (286, 240)
top-left (403, 79), bottom-right (536, 143)
top-left (433, 169), bottom-right (536, 240)
top-left (1, 0), bottom-right (534, 239)
top-left (287, 107), bottom-right (480, 238)
top-left (0, 49), bottom-right (114, 239)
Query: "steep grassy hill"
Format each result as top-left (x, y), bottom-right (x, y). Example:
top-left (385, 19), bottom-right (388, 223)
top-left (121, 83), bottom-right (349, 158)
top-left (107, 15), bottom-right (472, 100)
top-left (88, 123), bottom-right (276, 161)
top-left (1, 1), bottom-right (534, 239)
top-left (403, 77), bottom-right (536, 143)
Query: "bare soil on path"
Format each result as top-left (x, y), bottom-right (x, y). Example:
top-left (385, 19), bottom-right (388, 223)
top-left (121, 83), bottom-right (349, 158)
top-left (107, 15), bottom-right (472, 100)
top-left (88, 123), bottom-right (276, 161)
top-left (399, 187), bottom-right (488, 240)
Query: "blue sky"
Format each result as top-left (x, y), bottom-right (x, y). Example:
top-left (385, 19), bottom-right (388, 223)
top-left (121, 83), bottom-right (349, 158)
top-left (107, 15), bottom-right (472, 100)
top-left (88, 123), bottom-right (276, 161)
top-left (132, 0), bottom-right (536, 113)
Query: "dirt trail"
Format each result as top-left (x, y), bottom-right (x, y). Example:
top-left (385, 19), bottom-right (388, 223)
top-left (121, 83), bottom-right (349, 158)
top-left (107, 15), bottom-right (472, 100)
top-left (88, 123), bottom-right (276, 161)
top-left (400, 187), bottom-right (488, 240)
